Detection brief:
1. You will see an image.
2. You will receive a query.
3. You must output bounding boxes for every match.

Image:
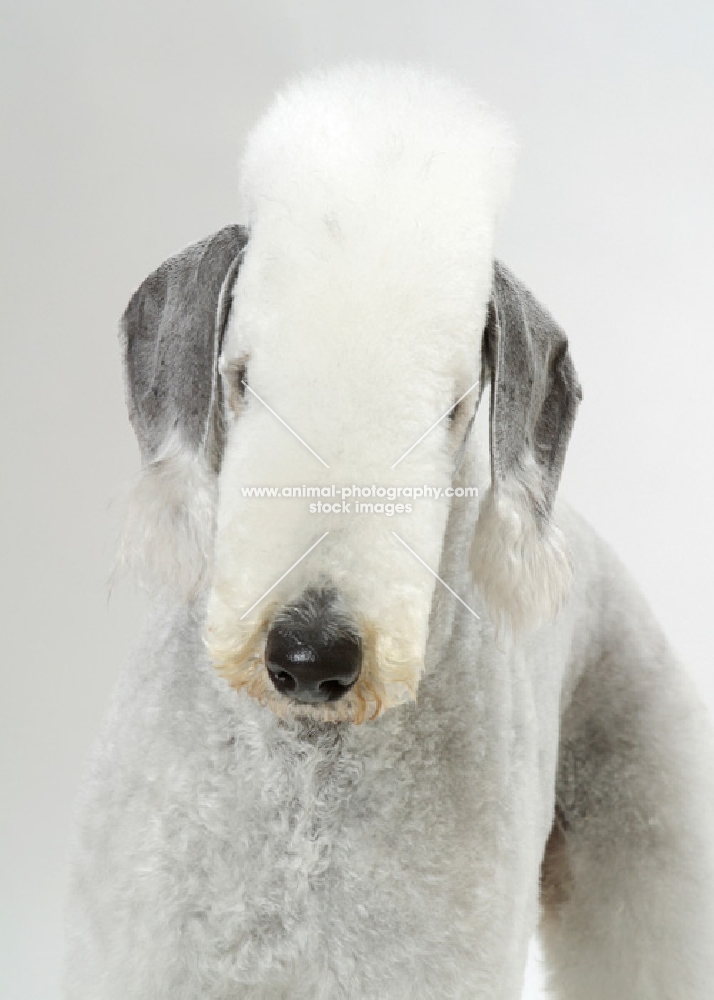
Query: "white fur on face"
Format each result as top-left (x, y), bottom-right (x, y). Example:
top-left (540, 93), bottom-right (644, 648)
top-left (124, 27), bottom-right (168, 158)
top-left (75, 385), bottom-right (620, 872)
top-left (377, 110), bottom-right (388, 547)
top-left (204, 66), bottom-right (515, 722)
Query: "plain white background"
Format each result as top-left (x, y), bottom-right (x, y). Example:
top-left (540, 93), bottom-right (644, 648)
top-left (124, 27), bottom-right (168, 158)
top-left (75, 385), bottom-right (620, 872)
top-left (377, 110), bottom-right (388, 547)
top-left (1, 2), bottom-right (712, 997)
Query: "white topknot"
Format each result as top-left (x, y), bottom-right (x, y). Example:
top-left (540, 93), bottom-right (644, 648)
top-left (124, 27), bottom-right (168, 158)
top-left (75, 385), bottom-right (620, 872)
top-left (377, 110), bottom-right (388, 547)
top-left (239, 63), bottom-right (517, 260)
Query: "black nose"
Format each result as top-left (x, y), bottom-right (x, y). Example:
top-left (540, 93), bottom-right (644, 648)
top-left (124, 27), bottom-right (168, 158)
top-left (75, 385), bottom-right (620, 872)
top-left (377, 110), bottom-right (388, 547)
top-left (265, 594), bottom-right (362, 704)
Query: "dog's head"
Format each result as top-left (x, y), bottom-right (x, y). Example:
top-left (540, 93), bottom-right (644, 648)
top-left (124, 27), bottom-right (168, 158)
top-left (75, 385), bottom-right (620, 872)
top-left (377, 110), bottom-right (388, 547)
top-left (119, 66), bottom-right (581, 724)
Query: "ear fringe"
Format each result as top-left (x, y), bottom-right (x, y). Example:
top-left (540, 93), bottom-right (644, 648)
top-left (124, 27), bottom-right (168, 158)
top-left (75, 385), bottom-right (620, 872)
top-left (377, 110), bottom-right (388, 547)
top-left (470, 462), bottom-right (572, 638)
top-left (115, 441), bottom-right (217, 601)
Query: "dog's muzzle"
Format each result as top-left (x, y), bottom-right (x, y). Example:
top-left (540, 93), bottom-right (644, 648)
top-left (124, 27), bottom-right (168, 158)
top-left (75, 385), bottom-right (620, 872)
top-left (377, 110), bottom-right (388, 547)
top-left (265, 588), bottom-right (362, 704)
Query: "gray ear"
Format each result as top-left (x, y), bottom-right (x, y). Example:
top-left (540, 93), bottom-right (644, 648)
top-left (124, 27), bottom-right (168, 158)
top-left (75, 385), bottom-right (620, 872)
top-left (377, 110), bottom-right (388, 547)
top-left (121, 224), bottom-right (248, 464)
top-left (471, 261), bottom-right (582, 634)
top-left (118, 224), bottom-right (249, 598)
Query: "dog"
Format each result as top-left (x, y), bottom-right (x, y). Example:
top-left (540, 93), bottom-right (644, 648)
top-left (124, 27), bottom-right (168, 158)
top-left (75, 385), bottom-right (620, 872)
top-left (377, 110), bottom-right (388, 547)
top-left (64, 65), bottom-right (714, 999)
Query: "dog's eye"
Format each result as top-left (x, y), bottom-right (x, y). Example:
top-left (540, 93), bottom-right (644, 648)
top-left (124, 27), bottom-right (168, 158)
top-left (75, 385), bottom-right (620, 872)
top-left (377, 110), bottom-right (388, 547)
top-left (231, 362), bottom-right (248, 396)
top-left (448, 400), bottom-right (461, 424)
top-left (221, 358), bottom-right (248, 416)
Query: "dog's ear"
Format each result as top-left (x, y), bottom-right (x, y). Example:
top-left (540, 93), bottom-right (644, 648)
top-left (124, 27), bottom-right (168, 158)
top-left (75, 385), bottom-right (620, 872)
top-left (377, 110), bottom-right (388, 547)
top-left (471, 261), bottom-right (582, 636)
top-left (118, 224), bottom-right (248, 598)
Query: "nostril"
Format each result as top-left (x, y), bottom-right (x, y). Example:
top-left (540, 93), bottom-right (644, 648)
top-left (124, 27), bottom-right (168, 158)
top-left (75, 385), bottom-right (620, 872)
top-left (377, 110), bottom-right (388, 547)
top-left (318, 677), bottom-right (355, 700)
top-left (274, 670), bottom-right (297, 692)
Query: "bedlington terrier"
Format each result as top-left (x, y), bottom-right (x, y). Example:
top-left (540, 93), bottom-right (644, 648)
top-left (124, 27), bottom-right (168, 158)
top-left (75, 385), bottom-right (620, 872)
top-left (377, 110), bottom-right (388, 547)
top-left (65, 65), bottom-right (714, 999)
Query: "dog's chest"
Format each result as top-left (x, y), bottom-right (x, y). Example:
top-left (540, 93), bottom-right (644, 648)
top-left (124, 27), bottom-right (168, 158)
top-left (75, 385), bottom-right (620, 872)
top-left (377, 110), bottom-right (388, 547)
top-left (119, 661), bottom-right (489, 992)
top-left (171, 707), bottom-right (434, 933)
